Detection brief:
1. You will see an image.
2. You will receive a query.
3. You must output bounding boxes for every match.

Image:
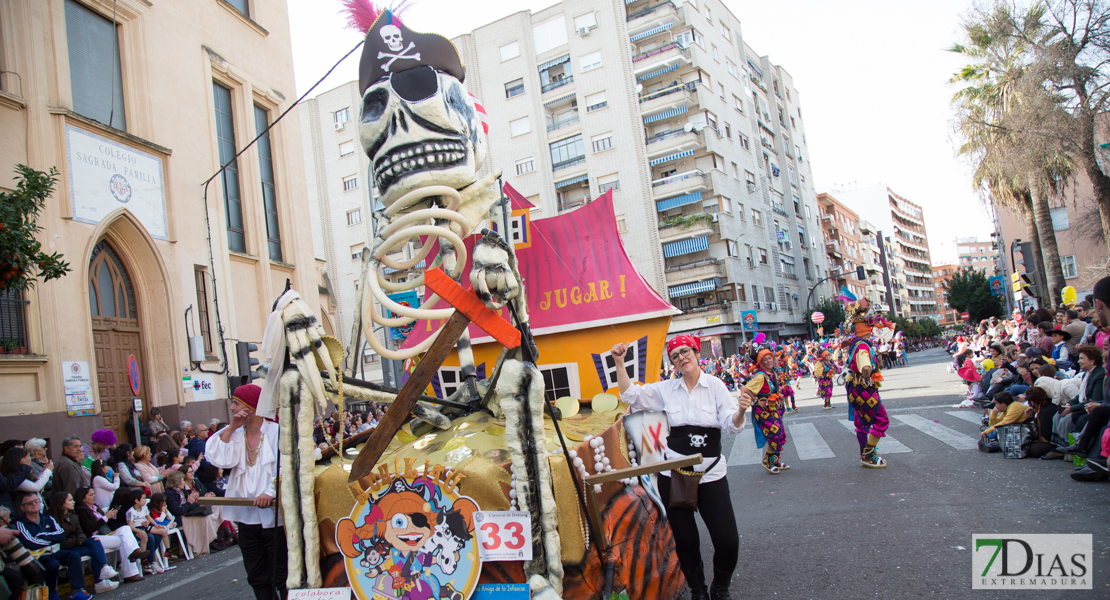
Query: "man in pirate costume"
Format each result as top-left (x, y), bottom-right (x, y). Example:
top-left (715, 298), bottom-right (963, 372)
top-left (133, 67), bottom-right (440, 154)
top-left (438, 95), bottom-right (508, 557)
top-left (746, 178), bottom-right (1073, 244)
top-left (612, 334), bottom-right (750, 600)
top-left (838, 290), bottom-right (895, 468)
top-left (814, 349), bottom-right (838, 410)
top-left (740, 334), bottom-right (790, 474)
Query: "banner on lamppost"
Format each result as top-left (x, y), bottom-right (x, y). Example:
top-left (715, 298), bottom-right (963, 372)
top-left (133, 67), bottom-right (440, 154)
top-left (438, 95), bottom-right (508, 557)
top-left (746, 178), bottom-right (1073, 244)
top-left (988, 275), bottom-right (1004, 297)
top-left (741, 310), bottom-right (758, 331)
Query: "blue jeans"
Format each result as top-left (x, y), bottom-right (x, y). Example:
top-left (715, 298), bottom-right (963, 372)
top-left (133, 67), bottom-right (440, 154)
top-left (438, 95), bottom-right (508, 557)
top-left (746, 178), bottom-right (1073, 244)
top-left (40, 549), bottom-right (83, 594)
top-left (72, 538), bottom-right (107, 580)
top-left (1006, 384), bottom-right (1031, 398)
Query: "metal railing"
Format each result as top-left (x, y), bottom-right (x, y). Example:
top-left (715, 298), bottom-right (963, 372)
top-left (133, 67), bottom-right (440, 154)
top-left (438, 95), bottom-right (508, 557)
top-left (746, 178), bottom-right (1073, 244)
top-left (639, 81), bottom-right (696, 103)
top-left (0, 289), bottom-right (30, 355)
top-left (547, 115), bottom-right (580, 132)
top-left (627, 0), bottom-right (676, 22)
top-left (541, 76), bottom-right (574, 93)
top-left (680, 301), bottom-right (731, 315)
top-left (552, 155), bottom-right (586, 171)
top-left (651, 169), bottom-right (704, 187)
top-left (645, 128), bottom-right (694, 145)
top-left (632, 42), bottom-right (685, 63)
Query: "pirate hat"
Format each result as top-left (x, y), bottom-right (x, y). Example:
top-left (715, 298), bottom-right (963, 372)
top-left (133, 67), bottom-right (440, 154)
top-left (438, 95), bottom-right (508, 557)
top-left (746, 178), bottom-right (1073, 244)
top-left (357, 8), bottom-right (465, 95)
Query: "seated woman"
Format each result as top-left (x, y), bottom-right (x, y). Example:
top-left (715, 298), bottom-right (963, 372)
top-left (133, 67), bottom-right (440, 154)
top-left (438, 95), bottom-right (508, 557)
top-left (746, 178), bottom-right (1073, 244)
top-left (133, 446), bottom-right (164, 495)
top-left (181, 466), bottom-right (221, 557)
top-left (1024, 388), bottom-right (1059, 459)
top-left (47, 491), bottom-right (119, 593)
top-left (980, 392), bottom-right (1030, 441)
top-left (75, 485), bottom-right (147, 582)
top-left (1054, 345), bottom-right (1106, 449)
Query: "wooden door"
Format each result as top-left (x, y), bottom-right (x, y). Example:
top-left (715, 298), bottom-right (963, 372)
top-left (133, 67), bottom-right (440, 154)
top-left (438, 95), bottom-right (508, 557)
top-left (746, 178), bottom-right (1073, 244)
top-left (89, 241), bottom-right (144, 438)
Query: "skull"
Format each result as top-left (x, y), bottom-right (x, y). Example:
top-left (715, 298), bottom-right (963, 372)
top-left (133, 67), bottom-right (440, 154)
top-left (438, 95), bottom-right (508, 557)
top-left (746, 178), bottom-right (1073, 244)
top-left (380, 24), bottom-right (404, 52)
top-left (360, 68), bottom-right (487, 208)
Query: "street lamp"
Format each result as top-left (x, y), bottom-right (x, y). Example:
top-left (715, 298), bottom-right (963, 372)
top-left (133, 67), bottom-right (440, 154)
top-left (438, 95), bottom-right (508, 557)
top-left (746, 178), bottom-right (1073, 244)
top-left (806, 270), bottom-right (844, 340)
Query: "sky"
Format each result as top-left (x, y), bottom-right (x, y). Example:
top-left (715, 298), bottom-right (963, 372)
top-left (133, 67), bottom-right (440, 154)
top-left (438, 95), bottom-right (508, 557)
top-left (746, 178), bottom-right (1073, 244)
top-left (287, 0), bottom-right (995, 264)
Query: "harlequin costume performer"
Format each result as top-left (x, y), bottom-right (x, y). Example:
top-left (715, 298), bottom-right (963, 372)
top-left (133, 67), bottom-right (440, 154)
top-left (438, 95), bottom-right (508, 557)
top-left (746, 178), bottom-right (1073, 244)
top-left (813, 349), bottom-right (838, 409)
top-left (837, 288), bottom-right (895, 468)
top-left (612, 334), bottom-right (750, 600)
top-left (740, 334), bottom-right (790, 474)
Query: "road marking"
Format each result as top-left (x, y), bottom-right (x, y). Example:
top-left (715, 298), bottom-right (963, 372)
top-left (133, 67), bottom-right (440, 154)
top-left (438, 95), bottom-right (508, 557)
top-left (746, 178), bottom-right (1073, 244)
top-left (728, 426), bottom-right (764, 465)
top-left (945, 411), bottom-right (985, 425)
top-left (894, 414), bottom-right (979, 450)
top-left (790, 422), bottom-right (835, 460)
top-left (131, 555), bottom-right (243, 600)
top-left (838, 420), bottom-right (913, 453)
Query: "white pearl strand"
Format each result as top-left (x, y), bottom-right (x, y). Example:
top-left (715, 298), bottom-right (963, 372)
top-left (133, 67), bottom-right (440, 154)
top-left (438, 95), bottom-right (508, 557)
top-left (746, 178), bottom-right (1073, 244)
top-left (509, 464), bottom-right (518, 510)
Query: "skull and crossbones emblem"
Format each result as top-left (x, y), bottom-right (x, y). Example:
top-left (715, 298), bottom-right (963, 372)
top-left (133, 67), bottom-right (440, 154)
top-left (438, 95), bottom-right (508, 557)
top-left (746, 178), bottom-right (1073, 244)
top-left (688, 434), bottom-right (708, 448)
top-left (378, 25), bottom-right (420, 72)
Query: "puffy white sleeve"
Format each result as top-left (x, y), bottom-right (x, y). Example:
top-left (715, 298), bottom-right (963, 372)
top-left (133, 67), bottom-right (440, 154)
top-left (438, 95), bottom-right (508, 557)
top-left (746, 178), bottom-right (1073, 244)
top-left (712, 378), bottom-right (745, 434)
top-left (621, 381), bottom-right (667, 412)
top-left (16, 468), bottom-right (51, 492)
top-left (204, 427), bottom-right (242, 470)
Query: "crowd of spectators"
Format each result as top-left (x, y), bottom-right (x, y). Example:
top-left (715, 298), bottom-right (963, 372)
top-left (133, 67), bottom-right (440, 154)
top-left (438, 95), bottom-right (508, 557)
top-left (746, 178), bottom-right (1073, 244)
top-left (948, 276), bottom-right (1110, 482)
top-left (0, 417), bottom-right (236, 600)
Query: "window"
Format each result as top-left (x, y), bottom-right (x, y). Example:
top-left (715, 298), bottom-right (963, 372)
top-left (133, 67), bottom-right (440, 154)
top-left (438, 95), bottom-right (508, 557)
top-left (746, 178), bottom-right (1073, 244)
top-left (600, 347), bottom-right (638, 388)
top-left (580, 51), bottom-right (602, 72)
top-left (720, 196), bottom-right (732, 214)
top-left (733, 94), bottom-right (744, 113)
top-left (66, 0), bottom-right (126, 130)
top-left (1050, 206), bottom-right (1069, 230)
top-left (339, 140), bottom-right (355, 157)
top-left (724, 122), bottom-right (731, 139)
top-left (350, 244), bottom-right (363, 261)
top-left (758, 248), bottom-right (768, 264)
top-left (550, 134), bottom-right (585, 167)
top-left (705, 111), bottom-right (717, 133)
top-left (718, 82), bottom-right (725, 99)
top-left (533, 16), bottom-right (568, 54)
top-left (752, 209), bottom-right (762, 226)
top-left (703, 199), bottom-right (719, 214)
top-left (363, 348), bottom-right (380, 364)
top-left (721, 23), bottom-right (730, 39)
top-left (500, 41), bottom-right (520, 61)
top-left (541, 364), bottom-right (580, 403)
top-left (224, 0), bottom-right (249, 17)
top-left (727, 240), bottom-right (739, 256)
top-left (510, 116), bottom-right (531, 137)
top-left (797, 224), bottom-right (806, 246)
top-left (598, 173), bottom-right (620, 194)
top-left (334, 107), bottom-right (351, 126)
top-left (739, 134), bottom-right (750, 151)
top-left (437, 367), bottom-right (465, 399)
top-left (781, 259), bottom-right (795, 275)
top-left (194, 269), bottom-right (213, 353)
top-left (505, 78), bottom-right (525, 98)
top-left (506, 215), bottom-right (528, 245)
top-left (255, 105), bottom-right (282, 262)
top-left (343, 175), bottom-right (358, 191)
top-left (731, 162), bottom-right (739, 179)
top-left (585, 91), bottom-right (608, 112)
top-left (734, 284), bottom-right (746, 302)
top-left (727, 61), bottom-right (738, 77)
top-left (591, 132), bottom-right (613, 152)
top-left (737, 203), bottom-right (745, 221)
top-left (616, 217), bottom-right (628, 233)
top-left (803, 257), bottom-right (811, 278)
top-left (675, 29), bottom-right (701, 48)
top-left (711, 44), bottom-right (719, 61)
top-left (763, 286), bottom-right (775, 303)
top-left (213, 83), bottom-right (245, 253)
top-left (1062, 255), bottom-right (1078, 279)
top-left (574, 12), bottom-right (597, 31)
top-left (346, 209), bottom-right (362, 225)
top-left (515, 156), bottom-right (535, 175)
top-left (539, 56), bottom-right (572, 91)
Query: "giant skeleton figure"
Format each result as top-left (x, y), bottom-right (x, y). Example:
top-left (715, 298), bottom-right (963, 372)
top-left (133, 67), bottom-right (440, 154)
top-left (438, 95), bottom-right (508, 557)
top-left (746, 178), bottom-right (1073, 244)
top-left (262, 4), bottom-right (565, 597)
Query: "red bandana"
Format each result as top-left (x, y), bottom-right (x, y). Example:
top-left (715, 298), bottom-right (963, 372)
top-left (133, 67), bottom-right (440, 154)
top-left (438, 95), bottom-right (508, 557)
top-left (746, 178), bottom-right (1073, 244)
top-left (667, 335), bottom-right (701, 357)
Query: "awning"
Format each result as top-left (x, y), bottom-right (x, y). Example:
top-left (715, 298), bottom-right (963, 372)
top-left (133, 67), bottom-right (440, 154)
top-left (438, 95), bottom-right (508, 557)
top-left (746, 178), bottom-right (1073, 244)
top-left (555, 174), bottom-right (589, 189)
top-left (649, 149), bottom-right (694, 166)
top-left (636, 63), bottom-right (679, 82)
top-left (747, 59), bottom-right (764, 78)
top-left (538, 54), bottom-right (571, 72)
top-left (383, 259), bottom-right (425, 274)
top-left (643, 104), bottom-right (688, 124)
top-left (668, 279), bottom-right (717, 298)
top-left (630, 22), bottom-right (674, 42)
top-left (543, 93), bottom-right (576, 106)
top-left (662, 235), bottom-right (709, 257)
top-left (780, 254), bottom-right (795, 265)
top-left (656, 190), bottom-right (702, 211)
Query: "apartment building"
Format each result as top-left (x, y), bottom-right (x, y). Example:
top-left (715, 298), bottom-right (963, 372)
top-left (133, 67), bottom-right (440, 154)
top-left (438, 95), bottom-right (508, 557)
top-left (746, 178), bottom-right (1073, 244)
top-left (448, 0), bottom-right (831, 351)
top-left (817, 193), bottom-right (867, 301)
top-left (858, 219), bottom-right (897, 311)
top-left (932, 264), bottom-right (960, 326)
top-left (832, 185), bottom-right (938, 321)
top-left (300, 82), bottom-right (385, 382)
top-left (0, 0), bottom-right (326, 444)
top-left (956, 237), bottom-right (1001, 275)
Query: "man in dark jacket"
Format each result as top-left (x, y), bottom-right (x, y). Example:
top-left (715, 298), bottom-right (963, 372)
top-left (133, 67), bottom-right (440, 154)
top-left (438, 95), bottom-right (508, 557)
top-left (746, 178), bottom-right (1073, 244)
top-left (53, 437), bottom-right (90, 498)
top-left (15, 495), bottom-right (89, 600)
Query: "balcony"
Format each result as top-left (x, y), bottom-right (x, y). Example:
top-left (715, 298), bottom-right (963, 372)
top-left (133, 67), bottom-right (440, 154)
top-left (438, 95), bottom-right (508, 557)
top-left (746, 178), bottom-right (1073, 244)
top-left (679, 301), bottom-right (731, 316)
top-left (627, 0), bottom-right (679, 25)
top-left (552, 155), bottom-right (586, 172)
top-left (639, 82), bottom-right (697, 115)
top-left (541, 75), bottom-right (574, 94)
top-left (546, 114), bottom-right (580, 133)
top-left (632, 43), bottom-right (692, 82)
top-left (651, 169), bottom-right (708, 198)
top-left (665, 258), bottom-right (725, 283)
top-left (825, 240), bottom-right (842, 257)
top-left (645, 128), bottom-right (698, 156)
top-left (658, 213), bottom-right (718, 243)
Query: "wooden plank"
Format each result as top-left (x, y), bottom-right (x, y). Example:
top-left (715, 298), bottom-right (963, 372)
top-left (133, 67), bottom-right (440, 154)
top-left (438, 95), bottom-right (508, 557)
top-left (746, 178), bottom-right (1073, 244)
top-left (348, 310), bottom-right (473, 482)
top-left (423, 268), bottom-right (521, 348)
top-left (585, 454), bottom-right (703, 485)
top-left (197, 497), bottom-right (256, 507)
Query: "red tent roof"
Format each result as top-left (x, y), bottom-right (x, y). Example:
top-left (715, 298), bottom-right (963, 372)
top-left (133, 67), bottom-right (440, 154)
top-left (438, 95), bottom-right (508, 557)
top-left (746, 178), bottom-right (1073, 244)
top-left (403, 190), bottom-right (677, 347)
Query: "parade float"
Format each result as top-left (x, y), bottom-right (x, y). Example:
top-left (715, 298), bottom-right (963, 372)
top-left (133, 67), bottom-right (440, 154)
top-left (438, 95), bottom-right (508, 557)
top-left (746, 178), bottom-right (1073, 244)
top-left (215, 4), bottom-right (696, 599)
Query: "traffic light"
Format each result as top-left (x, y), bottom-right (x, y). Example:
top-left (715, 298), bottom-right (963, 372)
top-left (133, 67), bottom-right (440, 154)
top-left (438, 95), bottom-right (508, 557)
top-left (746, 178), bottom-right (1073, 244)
top-left (855, 265), bottom-right (866, 280)
top-left (234, 341), bottom-right (262, 391)
top-left (1013, 241), bottom-right (1042, 300)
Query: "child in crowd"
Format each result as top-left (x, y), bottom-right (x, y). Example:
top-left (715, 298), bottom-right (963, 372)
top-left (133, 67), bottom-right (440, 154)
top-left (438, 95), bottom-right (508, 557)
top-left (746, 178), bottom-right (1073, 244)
top-left (149, 493), bottom-right (175, 531)
top-left (123, 489), bottom-right (164, 574)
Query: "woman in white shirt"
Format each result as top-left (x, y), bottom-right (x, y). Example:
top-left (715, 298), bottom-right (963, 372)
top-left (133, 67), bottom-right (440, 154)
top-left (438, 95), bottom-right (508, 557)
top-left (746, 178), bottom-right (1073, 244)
top-left (612, 334), bottom-right (750, 600)
top-left (90, 460), bottom-right (121, 510)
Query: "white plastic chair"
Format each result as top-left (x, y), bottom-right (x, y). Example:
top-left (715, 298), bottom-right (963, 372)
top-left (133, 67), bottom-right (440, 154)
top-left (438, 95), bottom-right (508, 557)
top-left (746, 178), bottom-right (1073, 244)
top-left (165, 527), bottom-right (193, 561)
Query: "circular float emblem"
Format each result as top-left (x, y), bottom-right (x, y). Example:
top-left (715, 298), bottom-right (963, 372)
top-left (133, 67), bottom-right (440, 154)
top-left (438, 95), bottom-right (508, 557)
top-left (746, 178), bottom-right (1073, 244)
top-left (811, 311), bottom-right (826, 324)
top-left (109, 174), bottom-right (132, 203)
top-left (338, 473), bottom-right (482, 600)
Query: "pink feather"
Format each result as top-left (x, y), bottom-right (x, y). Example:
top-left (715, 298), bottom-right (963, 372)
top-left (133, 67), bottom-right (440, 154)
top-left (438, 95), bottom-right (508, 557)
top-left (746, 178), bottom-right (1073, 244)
top-left (341, 0), bottom-right (414, 33)
top-left (753, 333), bottom-right (766, 344)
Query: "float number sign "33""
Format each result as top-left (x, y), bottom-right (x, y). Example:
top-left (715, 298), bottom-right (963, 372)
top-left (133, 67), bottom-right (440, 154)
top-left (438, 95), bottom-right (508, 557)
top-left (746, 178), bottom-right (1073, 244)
top-left (475, 511), bottom-right (532, 561)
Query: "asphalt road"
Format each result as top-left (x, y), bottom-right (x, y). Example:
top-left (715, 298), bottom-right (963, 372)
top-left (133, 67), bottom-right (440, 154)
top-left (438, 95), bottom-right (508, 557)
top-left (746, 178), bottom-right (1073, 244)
top-left (95, 348), bottom-right (1106, 600)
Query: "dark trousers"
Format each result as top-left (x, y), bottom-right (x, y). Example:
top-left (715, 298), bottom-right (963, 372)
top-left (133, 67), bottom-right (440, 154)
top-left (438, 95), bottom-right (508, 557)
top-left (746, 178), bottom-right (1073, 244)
top-left (1, 566), bottom-right (23, 597)
top-left (658, 475), bottom-right (739, 593)
top-left (40, 549), bottom-right (84, 594)
top-left (72, 539), bottom-right (107, 580)
top-left (237, 523), bottom-right (288, 600)
top-left (1077, 406), bottom-right (1110, 461)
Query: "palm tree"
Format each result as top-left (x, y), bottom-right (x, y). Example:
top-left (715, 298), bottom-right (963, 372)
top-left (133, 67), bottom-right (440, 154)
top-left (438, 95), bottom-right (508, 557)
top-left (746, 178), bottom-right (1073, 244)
top-left (949, 2), bottom-right (1069, 302)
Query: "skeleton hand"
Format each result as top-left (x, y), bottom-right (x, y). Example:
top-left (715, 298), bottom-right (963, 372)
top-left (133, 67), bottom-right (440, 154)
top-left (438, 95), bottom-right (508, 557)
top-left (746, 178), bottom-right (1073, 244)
top-left (470, 235), bottom-right (519, 310)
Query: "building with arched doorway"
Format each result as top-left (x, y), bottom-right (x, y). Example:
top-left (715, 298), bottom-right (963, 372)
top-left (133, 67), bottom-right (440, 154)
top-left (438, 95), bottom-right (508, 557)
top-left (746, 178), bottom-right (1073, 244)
top-left (0, 0), bottom-right (334, 450)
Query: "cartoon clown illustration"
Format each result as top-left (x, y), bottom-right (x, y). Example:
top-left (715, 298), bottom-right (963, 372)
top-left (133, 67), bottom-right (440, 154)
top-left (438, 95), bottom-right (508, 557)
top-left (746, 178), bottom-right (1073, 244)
top-left (338, 477), bottom-right (480, 600)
